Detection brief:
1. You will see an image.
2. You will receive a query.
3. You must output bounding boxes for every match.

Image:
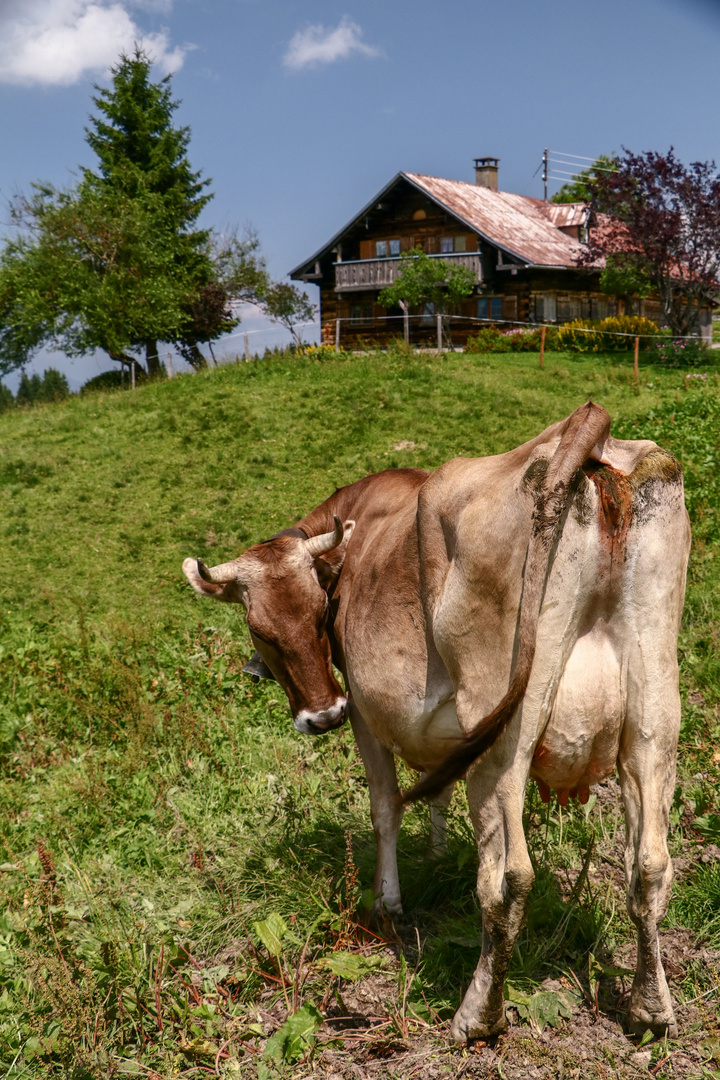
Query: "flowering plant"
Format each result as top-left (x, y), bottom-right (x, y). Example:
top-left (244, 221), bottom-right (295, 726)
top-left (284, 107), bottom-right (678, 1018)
top-left (654, 335), bottom-right (707, 367)
top-left (465, 326), bottom-right (559, 354)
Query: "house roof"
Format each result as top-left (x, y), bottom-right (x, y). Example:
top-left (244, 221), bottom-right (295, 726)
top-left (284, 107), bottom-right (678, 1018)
top-left (290, 171), bottom-right (593, 279)
top-left (403, 173), bottom-right (588, 267)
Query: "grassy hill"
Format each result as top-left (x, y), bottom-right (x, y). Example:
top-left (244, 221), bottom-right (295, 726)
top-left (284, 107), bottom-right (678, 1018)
top-left (1, 348), bottom-right (718, 1078)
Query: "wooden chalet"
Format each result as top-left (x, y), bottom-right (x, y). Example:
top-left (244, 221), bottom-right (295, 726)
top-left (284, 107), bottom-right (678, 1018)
top-left (290, 158), bottom-right (700, 348)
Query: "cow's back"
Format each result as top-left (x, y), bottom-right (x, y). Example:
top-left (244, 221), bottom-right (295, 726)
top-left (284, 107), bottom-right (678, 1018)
top-left (416, 427), bottom-right (689, 790)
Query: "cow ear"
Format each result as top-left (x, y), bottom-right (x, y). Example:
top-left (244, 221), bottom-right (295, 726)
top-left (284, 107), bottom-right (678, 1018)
top-left (314, 520), bottom-right (355, 589)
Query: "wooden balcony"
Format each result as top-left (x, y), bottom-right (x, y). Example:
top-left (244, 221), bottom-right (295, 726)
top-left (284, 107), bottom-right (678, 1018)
top-left (334, 252), bottom-right (483, 292)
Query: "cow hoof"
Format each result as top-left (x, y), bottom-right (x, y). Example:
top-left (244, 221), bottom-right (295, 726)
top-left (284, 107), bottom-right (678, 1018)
top-left (628, 983), bottom-right (677, 1041)
top-left (628, 1013), bottom-right (678, 1041)
top-left (368, 901), bottom-right (403, 933)
top-left (450, 1009), bottom-right (507, 1045)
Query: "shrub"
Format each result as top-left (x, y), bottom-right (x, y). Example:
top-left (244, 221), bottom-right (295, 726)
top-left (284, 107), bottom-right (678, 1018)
top-left (465, 325), bottom-right (559, 354)
top-left (465, 327), bottom-right (511, 353)
top-left (0, 381), bottom-right (13, 411)
top-left (556, 315), bottom-right (658, 353)
top-left (296, 343), bottom-right (352, 362)
top-left (653, 334), bottom-right (708, 367)
top-left (81, 369), bottom-right (128, 394)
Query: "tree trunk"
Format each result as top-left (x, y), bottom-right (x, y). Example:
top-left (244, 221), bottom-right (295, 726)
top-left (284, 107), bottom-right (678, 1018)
top-left (187, 344), bottom-right (208, 370)
top-left (146, 339), bottom-right (161, 377)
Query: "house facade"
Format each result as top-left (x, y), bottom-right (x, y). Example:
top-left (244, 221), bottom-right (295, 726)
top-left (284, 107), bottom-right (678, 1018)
top-left (290, 158), bottom-right (703, 347)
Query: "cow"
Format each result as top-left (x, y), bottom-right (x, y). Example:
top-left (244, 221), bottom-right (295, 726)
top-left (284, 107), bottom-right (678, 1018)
top-left (182, 402), bottom-right (690, 1044)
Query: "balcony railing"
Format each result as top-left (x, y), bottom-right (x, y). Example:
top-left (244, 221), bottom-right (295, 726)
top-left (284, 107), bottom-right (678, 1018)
top-left (334, 252), bottom-right (483, 292)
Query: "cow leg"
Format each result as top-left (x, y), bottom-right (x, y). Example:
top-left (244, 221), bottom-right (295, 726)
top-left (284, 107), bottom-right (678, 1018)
top-left (349, 704), bottom-right (404, 915)
top-left (451, 761), bottom-right (534, 1043)
top-left (422, 778), bottom-right (453, 856)
top-left (618, 715), bottom-right (678, 1039)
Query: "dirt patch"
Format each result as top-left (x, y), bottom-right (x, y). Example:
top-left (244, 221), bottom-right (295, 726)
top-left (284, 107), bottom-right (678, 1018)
top-left (224, 925), bottom-right (719, 1079)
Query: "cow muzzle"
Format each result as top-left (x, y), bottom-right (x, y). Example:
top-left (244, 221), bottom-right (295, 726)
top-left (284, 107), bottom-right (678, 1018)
top-left (293, 698), bottom-right (348, 735)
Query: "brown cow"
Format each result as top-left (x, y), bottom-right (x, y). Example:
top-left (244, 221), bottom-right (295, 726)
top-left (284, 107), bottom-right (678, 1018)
top-left (183, 403), bottom-right (690, 1043)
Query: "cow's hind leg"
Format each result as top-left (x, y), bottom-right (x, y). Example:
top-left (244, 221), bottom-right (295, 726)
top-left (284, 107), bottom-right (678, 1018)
top-left (451, 761), bottom-right (534, 1043)
top-left (619, 708), bottom-right (679, 1039)
top-left (349, 703), bottom-right (404, 915)
top-left (420, 777), bottom-right (454, 856)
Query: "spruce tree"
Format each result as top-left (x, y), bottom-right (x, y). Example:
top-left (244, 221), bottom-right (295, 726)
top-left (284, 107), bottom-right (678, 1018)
top-left (0, 48), bottom-right (250, 378)
top-left (84, 48), bottom-right (213, 375)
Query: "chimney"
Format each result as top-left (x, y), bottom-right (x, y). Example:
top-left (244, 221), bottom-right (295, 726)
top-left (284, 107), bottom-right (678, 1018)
top-left (474, 157), bottom-right (499, 190)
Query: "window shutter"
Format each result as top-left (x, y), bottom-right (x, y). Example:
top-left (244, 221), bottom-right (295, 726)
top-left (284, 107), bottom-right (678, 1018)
top-left (502, 295), bottom-right (518, 321)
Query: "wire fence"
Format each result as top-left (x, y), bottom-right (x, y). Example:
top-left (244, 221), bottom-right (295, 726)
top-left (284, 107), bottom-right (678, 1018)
top-left (111, 309), bottom-right (714, 388)
top-left (324, 312), bottom-right (709, 341)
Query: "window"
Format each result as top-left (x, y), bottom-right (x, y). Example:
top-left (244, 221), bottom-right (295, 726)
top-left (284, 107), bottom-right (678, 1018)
top-left (350, 303), bottom-right (373, 325)
top-left (478, 297), bottom-right (502, 320)
top-left (376, 239), bottom-right (401, 257)
top-left (535, 294), bottom-right (556, 322)
top-left (421, 302), bottom-right (435, 325)
top-left (441, 236), bottom-right (467, 254)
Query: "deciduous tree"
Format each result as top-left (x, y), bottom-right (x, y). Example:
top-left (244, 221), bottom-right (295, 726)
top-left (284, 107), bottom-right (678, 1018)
top-left (177, 229), bottom-right (268, 369)
top-left (0, 50), bottom-right (266, 377)
top-left (551, 155), bottom-right (616, 204)
top-left (260, 283), bottom-right (316, 347)
top-left (378, 247), bottom-right (475, 316)
top-left (582, 148), bottom-right (720, 334)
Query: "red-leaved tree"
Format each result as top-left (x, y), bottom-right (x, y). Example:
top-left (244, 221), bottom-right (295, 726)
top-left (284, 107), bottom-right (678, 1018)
top-left (583, 148), bottom-right (720, 334)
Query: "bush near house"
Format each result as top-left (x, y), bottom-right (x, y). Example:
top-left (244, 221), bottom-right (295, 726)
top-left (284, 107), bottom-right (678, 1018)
top-left (465, 325), bottom-right (560, 354)
top-left (653, 334), bottom-right (708, 367)
top-left (556, 315), bottom-right (660, 353)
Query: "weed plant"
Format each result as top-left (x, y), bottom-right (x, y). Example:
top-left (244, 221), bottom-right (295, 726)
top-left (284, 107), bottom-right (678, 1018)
top-left (0, 348), bottom-right (718, 1076)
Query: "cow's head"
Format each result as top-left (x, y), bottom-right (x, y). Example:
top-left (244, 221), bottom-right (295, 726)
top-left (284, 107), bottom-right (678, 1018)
top-left (182, 517), bottom-right (355, 735)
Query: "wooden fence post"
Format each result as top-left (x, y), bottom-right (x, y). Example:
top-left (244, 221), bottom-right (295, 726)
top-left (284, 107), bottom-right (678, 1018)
top-left (244, 332), bottom-right (251, 362)
top-left (335, 318), bottom-right (341, 353)
top-left (634, 336), bottom-right (639, 379)
top-left (539, 325), bottom-right (546, 368)
top-left (166, 351), bottom-right (172, 378)
top-left (131, 361), bottom-right (136, 390)
top-left (400, 300), bottom-right (409, 343)
top-left (437, 313), bottom-right (442, 353)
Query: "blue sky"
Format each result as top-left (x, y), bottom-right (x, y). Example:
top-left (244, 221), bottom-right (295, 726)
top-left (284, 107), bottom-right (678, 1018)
top-left (1, 0), bottom-right (719, 388)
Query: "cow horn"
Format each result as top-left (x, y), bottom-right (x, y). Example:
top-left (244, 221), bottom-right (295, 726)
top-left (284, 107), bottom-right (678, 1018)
top-left (197, 558), bottom-right (241, 584)
top-left (304, 515), bottom-right (344, 557)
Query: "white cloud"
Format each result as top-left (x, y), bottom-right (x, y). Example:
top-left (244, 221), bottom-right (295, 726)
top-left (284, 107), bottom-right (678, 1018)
top-left (284, 16), bottom-right (381, 71)
top-left (0, 0), bottom-right (187, 86)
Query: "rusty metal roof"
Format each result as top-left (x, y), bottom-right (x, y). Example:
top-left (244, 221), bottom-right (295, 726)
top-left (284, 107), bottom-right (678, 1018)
top-left (404, 173), bottom-right (586, 266)
top-left (535, 201), bottom-right (589, 229)
top-left (289, 170), bottom-right (593, 278)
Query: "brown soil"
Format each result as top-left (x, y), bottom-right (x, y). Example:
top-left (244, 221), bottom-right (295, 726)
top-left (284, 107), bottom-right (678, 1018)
top-left (227, 920), bottom-right (720, 1080)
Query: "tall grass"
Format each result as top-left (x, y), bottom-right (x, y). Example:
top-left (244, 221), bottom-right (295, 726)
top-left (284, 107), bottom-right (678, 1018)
top-left (0, 349), bottom-right (718, 1076)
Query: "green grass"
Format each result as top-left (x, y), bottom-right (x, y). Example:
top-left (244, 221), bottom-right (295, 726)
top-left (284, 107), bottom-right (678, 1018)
top-left (0, 347), bottom-right (719, 1077)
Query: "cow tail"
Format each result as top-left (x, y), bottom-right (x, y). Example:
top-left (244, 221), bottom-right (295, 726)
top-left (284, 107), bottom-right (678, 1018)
top-left (403, 401), bottom-right (611, 805)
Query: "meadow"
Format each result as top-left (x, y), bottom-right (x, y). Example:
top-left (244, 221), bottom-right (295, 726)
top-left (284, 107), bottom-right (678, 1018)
top-left (0, 345), bottom-right (719, 1079)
